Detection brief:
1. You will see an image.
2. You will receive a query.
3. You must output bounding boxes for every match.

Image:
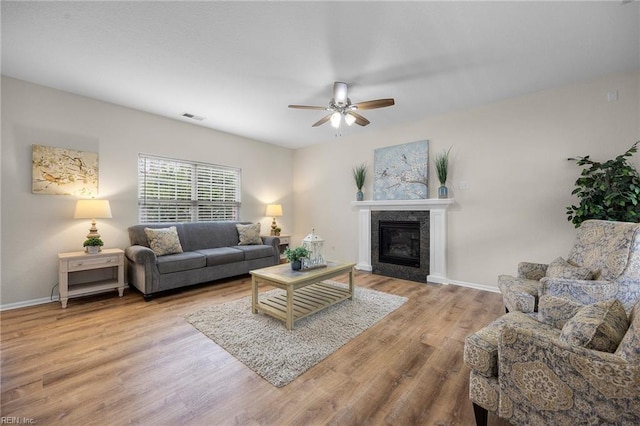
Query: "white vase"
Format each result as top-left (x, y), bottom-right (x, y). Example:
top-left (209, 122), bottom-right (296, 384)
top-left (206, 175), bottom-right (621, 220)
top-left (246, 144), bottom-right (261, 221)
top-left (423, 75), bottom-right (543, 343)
top-left (86, 246), bottom-right (100, 254)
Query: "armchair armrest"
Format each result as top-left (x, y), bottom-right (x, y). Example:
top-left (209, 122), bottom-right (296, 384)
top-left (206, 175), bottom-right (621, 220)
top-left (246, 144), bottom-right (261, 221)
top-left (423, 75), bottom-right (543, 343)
top-left (498, 324), bottom-right (639, 424)
top-left (540, 277), bottom-right (618, 305)
top-left (517, 262), bottom-right (548, 280)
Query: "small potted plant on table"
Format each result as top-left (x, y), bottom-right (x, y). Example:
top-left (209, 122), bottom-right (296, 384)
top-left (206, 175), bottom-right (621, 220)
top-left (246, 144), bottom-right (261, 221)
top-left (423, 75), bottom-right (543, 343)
top-left (83, 237), bottom-right (104, 254)
top-left (283, 246), bottom-right (309, 271)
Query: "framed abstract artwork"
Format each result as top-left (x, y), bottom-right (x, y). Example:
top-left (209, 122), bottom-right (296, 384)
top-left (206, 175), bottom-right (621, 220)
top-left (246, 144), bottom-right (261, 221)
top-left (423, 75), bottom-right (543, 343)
top-left (374, 140), bottom-right (429, 200)
top-left (32, 145), bottom-right (99, 195)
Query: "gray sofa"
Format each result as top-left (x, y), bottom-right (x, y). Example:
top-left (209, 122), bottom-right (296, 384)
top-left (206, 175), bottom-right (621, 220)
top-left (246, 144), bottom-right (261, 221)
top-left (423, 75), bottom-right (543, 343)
top-left (125, 221), bottom-right (279, 300)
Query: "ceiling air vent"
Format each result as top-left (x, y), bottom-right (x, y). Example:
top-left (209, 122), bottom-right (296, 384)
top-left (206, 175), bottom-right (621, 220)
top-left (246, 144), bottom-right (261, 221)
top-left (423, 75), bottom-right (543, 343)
top-left (181, 112), bottom-right (205, 121)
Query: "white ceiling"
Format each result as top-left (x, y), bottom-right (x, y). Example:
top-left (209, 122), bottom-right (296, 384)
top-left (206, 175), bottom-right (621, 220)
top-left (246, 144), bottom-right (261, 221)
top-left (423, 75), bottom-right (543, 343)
top-left (2, 1), bottom-right (639, 149)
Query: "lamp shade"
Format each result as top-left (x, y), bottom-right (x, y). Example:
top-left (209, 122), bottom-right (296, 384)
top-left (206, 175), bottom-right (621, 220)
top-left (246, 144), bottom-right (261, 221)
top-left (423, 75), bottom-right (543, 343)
top-left (74, 199), bottom-right (112, 219)
top-left (265, 204), bottom-right (283, 217)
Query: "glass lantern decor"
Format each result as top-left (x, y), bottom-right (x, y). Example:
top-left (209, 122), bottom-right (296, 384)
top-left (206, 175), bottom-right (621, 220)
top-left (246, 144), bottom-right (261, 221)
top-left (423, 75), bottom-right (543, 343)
top-left (301, 229), bottom-right (327, 270)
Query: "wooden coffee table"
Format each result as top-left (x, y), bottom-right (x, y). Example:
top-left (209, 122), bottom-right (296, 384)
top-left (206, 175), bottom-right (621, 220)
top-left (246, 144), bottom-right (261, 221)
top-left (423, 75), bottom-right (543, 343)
top-left (250, 261), bottom-right (355, 330)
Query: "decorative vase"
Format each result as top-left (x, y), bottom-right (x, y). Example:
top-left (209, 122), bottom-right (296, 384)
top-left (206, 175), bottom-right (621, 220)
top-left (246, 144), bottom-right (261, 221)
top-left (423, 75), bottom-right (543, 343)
top-left (291, 260), bottom-right (302, 271)
top-left (438, 185), bottom-right (448, 199)
top-left (356, 190), bottom-right (364, 201)
top-left (86, 246), bottom-right (100, 254)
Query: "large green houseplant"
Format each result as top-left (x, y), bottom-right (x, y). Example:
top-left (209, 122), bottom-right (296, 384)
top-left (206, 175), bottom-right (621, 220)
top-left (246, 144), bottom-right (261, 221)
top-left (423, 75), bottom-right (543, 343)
top-left (566, 141), bottom-right (640, 227)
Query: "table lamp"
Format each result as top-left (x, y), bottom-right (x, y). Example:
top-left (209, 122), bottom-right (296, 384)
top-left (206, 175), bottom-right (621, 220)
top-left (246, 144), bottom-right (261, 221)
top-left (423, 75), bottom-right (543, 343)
top-left (265, 204), bottom-right (283, 236)
top-left (74, 199), bottom-right (112, 239)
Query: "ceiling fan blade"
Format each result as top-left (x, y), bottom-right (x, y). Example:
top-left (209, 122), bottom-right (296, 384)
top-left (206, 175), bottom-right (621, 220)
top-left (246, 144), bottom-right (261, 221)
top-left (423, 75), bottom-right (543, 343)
top-left (288, 104), bottom-right (327, 110)
top-left (333, 82), bottom-right (348, 104)
top-left (347, 111), bottom-right (370, 127)
top-left (353, 98), bottom-right (395, 110)
top-left (312, 114), bottom-right (332, 127)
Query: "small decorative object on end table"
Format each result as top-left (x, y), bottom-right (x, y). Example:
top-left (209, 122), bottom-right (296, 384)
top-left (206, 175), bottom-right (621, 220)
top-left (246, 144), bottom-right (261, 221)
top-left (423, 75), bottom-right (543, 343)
top-left (57, 248), bottom-right (126, 308)
top-left (265, 204), bottom-right (283, 236)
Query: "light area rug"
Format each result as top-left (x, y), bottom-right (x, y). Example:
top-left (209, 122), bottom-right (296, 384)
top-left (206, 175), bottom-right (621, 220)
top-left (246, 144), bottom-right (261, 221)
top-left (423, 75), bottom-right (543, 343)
top-left (184, 281), bottom-right (407, 387)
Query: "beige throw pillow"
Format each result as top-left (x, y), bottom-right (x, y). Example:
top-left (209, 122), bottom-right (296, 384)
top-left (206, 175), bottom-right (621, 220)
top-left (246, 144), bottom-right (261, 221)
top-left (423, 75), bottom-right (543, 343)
top-left (560, 299), bottom-right (629, 353)
top-left (144, 226), bottom-right (184, 256)
top-left (236, 223), bottom-right (263, 245)
top-left (545, 257), bottom-right (595, 280)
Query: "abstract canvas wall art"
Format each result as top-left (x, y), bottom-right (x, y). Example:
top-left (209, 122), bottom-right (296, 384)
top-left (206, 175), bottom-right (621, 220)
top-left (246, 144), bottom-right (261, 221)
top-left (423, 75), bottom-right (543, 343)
top-left (32, 145), bottom-right (98, 195)
top-left (374, 140), bottom-right (428, 200)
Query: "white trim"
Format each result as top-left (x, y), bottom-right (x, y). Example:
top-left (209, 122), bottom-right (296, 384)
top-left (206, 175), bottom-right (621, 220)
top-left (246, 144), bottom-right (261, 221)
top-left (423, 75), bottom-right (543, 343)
top-left (1, 285), bottom-right (131, 311)
top-left (1, 296), bottom-right (58, 311)
top-left (352, 198), bottom-right (453, 278)
top-left (445, 278), bottom-right (501, 293)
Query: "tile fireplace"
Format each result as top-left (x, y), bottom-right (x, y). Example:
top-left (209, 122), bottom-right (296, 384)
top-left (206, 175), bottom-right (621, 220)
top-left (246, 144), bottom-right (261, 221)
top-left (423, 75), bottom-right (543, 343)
top-left (352, 199), bottom-right (454, 284)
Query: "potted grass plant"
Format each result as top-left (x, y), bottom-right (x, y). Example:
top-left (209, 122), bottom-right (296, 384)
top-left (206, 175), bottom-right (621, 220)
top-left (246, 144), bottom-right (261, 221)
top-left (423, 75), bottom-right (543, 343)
top-left (353, 163), bottom-right (367, 201)
top-left (83, 237), bottom-right (104, 254)
top-left (284, 246), bottom-right (309, 271)
top-left (434, 147), bottom-right (452, 199)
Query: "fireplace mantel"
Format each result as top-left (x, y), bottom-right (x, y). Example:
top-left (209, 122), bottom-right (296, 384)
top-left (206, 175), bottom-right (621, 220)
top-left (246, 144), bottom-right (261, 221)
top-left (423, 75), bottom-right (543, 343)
top-left (351, 198), bottom-right (454, 284)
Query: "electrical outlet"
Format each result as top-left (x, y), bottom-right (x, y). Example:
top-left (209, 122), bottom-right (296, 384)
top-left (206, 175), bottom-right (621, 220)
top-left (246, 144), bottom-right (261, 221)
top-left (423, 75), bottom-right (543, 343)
top-left (459, 181), bottom-right (470, 190)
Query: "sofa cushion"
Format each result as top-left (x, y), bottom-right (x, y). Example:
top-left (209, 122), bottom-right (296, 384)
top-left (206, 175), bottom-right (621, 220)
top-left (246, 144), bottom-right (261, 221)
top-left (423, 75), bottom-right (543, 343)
top-left (144, 226), bottom-right (184, 256)
top-left (560, 299), bottom-right (629, 353)
top-left (545, 257), bottom-right (595, 280)
top-left (537, 295), bottom-right (584, 329)
top-left (156, 251), bottom-right (206, 274)
top-left (196, 247), bottom-right (244, 266)
top-left (233, 245), bottom-right (275, 260)
top-left (615, 299), bottom-right (640, 362)
top-left (236, 223), bottom-right (263, 245)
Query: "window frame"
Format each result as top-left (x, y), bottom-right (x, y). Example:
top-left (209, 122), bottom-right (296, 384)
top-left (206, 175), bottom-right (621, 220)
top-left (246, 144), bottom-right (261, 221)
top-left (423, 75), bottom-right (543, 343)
top-left (137, 153), bottom-right (241, 223)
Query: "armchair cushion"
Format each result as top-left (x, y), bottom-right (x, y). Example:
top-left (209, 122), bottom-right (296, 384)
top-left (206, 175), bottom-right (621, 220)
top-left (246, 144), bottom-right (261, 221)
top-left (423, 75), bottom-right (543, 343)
top-left (498, 275), bottom-right (540, 313)
top-left (559, 299), bottom-right (629, 353)
top-left (545, 256), bottom-right (596, 280)
top-left (615, 298), bottom-right (640, 362)
top-left (537, 294), bottom-right (583, 329)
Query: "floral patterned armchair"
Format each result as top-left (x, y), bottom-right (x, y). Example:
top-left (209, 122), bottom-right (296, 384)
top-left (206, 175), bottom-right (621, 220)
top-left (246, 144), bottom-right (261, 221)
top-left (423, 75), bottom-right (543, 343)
top-left (464, 296), bottom-right (640, 425)
top-left (498, 220), bottom-right (640, 314)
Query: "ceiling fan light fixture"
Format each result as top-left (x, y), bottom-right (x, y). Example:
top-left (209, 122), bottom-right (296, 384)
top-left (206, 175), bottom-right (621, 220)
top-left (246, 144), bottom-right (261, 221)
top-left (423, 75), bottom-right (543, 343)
top-left (344, 113), bottom-right (356, 126)
top-left (330, 111), bottom-right (341, 128)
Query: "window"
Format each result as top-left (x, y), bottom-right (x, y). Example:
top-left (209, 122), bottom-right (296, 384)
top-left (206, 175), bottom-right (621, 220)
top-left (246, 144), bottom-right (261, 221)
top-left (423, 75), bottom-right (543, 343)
top-left (138, 154), bottom-right (241, 223)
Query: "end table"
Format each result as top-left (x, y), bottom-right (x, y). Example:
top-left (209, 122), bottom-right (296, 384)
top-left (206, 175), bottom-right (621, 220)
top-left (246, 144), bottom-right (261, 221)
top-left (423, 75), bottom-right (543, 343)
top-left (57, 248), bottom-right (126, 308)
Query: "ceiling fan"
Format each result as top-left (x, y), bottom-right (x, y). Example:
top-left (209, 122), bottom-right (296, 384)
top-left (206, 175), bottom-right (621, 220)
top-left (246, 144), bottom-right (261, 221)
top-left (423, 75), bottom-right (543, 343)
top-left (288, 82), bottom-right (395, 128)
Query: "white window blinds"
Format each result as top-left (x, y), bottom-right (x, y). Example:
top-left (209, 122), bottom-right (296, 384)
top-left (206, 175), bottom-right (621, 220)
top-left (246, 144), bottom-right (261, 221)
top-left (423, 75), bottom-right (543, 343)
top-left (138, 154), bottom-right (241, 223)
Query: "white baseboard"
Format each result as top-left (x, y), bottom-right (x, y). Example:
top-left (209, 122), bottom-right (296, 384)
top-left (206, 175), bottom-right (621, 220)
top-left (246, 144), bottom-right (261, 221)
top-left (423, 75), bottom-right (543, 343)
top-left (1, 296), bottom-right (58, 311)
top-left (1, 285), bottom-right (131, 311)
top-left (445, 278), bottom-right (501, 293)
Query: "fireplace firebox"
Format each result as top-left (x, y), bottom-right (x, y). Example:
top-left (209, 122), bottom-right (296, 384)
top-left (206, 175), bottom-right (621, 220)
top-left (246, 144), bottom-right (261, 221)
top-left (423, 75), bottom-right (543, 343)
top-left (371, 210), bottom-right (430, 283)
top-left (379, 221), bottom-right (421, 267)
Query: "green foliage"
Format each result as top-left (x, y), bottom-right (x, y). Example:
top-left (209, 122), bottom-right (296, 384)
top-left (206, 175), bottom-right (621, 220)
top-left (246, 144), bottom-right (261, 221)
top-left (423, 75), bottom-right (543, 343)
top-left (83, 237), bottom-right (104, 247)
top-left (566, 141), bottom-right (640, 227)
top-left (434, 147), bottom-right (452, 185)
top-left (352, 163), bottom-right (367, 190)
top-left (283, 246), bottom-right (309, 262)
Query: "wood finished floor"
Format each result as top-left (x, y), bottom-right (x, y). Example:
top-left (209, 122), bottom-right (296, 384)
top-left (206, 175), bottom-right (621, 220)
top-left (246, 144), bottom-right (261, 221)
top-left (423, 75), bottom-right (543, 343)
top-left (1, 272), bottom-right (511, 425)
